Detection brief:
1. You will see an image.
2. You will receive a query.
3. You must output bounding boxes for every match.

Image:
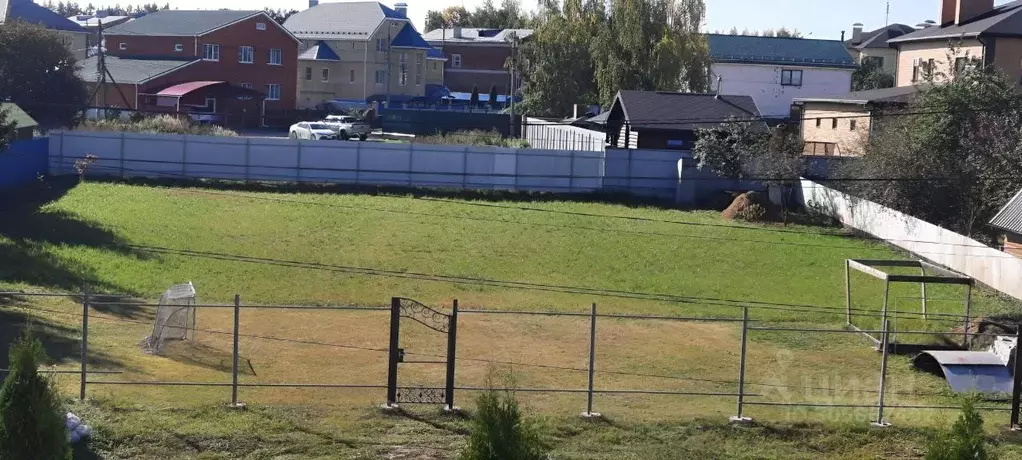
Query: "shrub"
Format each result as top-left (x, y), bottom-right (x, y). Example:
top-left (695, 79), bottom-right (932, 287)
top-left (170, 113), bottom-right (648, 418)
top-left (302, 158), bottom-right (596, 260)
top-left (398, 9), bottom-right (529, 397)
top-left (416, 130), bottom-right (529, 148)
top-left (925, 397), bottom-right (992, 460)
top-left (78, 114), bottom-right (239, 136)
top-left (460, 385), bottom-right (546, 460)
top-left (0, 332), bottom-right (70, 460)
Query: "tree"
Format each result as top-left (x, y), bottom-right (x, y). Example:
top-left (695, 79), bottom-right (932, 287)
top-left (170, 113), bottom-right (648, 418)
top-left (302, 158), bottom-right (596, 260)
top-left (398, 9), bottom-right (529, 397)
top-left (489, 84), bottom-right (499, 109)
top-left (723, 27), bottom-right (803, 38)
top-left (0, 21), bottom-right (87, 128)
top-left (263, 7), bottom-right (298, 25)
top-left (0, 333), bottom-right (70, 460)
top-left (852, 58), bottom-right (895, 91)
top-left (0, 107), bottom-right (16, 151)
top-left (925, 398), bottom-right (991, 460)
top-left (470, 85), bottom-right (480, 107)
top-left (844, 54), bottom-right (1022, 240)
top-left (519, 11), bottom-right (598, 117)
top-left (460, 375), bottom-right (546, 460)
top-left (425, 10), bottom-right (445, 31)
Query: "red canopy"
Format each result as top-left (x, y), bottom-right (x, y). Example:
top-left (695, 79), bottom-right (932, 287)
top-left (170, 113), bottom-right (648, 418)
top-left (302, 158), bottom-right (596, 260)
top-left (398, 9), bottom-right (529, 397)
top-left (156, 81), bottom-right (225, 97)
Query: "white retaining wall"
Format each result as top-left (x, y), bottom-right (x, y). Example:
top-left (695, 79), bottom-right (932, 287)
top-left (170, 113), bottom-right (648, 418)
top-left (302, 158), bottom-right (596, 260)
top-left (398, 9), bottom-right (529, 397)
top-left (49, 131), bottom-right (605, 193)
top-left (801, 179), bottom-right (1022, 301)
top-left (523, 118), bottom-right (606, 152)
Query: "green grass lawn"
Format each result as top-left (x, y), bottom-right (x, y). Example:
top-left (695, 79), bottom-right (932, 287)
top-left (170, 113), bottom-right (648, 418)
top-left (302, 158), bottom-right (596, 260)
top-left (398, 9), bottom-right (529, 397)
top-left (2, 178), bottom-right (1020, 458)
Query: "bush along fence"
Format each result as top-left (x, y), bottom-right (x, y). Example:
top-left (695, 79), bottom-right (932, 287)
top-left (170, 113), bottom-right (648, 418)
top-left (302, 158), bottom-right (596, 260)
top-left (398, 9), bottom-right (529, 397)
top-left (4, 290), bottom-right (1022, 427)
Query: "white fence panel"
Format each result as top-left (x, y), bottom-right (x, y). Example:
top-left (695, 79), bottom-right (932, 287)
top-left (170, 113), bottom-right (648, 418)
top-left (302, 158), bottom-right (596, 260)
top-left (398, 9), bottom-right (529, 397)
top-left (248, 138), bottom-right (298, 182)
top-left (297, 141), bottom-right (359, 183)
top-left (523, 117), bottom-right (606, 152)
top-left (800, 179), bottom-right (1022, 301)
top-left (183, 135), bottom-right (247, 180)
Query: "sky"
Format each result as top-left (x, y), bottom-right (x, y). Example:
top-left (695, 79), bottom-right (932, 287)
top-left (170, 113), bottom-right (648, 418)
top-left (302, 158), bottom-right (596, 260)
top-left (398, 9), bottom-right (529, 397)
top-left (83, 0), bottom-right (1019, 40)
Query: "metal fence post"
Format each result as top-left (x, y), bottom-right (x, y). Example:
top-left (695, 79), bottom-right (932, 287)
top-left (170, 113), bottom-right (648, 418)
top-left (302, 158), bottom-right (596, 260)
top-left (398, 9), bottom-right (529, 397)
top-left (445, 299), bottom-right (459, 412)
top-left (582, 303), bottom-right (600, 418)
top-left (385, 297), bottom-right (401, 408)
top-left (730, 307), bottom-right (752, 423)
top-left (919, 265), bottom-right (927, 321)
top-left (873, 319), bottom-right (891, 427)
top-left (963, 283), bottom-right (973, 347)
top-left (880, 280), bottom-right (891, 347)
top-left (1011, 329), bottom-right (1022, 430)
top-left (230, 294), bottom-right (243, 408)
top-left (845, 260), bottom-right (852, 326)
top-left (79, 286), bottom-right (89, 401)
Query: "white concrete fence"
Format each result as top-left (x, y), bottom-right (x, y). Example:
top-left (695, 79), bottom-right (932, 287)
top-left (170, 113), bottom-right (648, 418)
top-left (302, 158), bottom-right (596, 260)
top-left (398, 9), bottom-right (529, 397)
top-left (522, 118), bottom-right (606, 152)
top-left (801, 179), bottom-right (1022, 301)
top-left (49, 131), bottom-right (606, 193)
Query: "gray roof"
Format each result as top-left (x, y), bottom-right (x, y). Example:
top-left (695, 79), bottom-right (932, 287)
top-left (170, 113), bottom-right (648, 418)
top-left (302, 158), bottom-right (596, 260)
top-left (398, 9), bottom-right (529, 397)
top-left (890, 0), bottom-right (1022, 44)
top-left (422, 28), bottom-right (533, 43)
top-left (0, 102), bottom-right (38, 129)
top-left (105, 9), bottom-right (260, 36)
top-left (794, 85), bottom-right (926, 105)
top-left (76, 55), bottom-right (198, 84)
top-left (991, 189), bottom-right (1022, 234)
top-left (848, 24), bottom-right (917, 49)
top-left (611, 91), bottom-right (762, 131)
top-left (284, 1), bottom-right (404, 39)
top-left (708, 34), bottom-right (857, 69)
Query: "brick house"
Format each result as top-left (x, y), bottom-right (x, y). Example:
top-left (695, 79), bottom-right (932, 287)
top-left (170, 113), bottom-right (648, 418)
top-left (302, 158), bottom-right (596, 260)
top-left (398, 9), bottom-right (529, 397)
top-left (421, 27), bottom-right (531, 95)
top-left (79, 9), bottom-right (300, 127)
top-left (792, 85), bottom-right (922, 156)
top-left (991, 190), bottom-right (1022, 257)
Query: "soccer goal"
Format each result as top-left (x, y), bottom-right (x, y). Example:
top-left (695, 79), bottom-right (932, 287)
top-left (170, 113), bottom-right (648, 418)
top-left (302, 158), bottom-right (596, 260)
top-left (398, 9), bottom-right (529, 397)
top-left (142, 282), bottom-right (197, 355)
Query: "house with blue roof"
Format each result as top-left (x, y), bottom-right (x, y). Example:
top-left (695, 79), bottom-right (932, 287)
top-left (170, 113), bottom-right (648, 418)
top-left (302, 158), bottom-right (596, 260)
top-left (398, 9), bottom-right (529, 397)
top-left (284, 1), bottom-right (444, 108)
top-left (707, 34), bottom-right (856, 117)
top-left (1, 0), bottom-right (90, 60)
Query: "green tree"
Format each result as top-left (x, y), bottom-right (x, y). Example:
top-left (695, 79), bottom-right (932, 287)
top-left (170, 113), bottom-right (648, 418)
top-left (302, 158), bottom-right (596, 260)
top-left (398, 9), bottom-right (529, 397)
top-left (844, 58), bottom-right (1022, 240)
top-left (470, 85), bottom-right (480, 107)
top-left (925, 397), bottom-right (992, 460)
top-left (0, 107), bottom-right (16, 151)
top-left (489, 84), bottom-right (499, 109)
top-left (852, 58), bottom-right (895, 91)
top-left (425, 10), bottom-right (445, 31)
top-left (0, 333), bottom-right (70, 460)
top-left (518, 11), bottom-right (598, 116)
top-left (0, 21), bottom-right (87, 128)
top-left (460, 384), bottom-right (545, 460)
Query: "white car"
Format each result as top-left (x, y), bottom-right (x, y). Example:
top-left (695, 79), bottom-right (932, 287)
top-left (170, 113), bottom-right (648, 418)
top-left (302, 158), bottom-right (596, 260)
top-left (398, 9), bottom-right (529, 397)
top-left (289, 122), bottom-right (337, 140)
top-left (322, 115), bottom-right (371, 141)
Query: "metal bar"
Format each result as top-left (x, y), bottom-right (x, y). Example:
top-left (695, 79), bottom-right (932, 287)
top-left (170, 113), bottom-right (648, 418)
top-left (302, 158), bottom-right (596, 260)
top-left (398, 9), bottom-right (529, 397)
top-left (735, 307), bottom-right (750, 420)
top-left (445, 299), bottom-right (458, 410)
top-left (875, 319), bottom-right (891, 427)
top-left (87, 381), bottom-right (235, 387)
top-left (460, 309), bottom-right (744, 322)
top-left (386, 297), bottom-right (401, 406)
top-left (881, 280), bottom-right (890, 346)
top-left (231, 294), bottom-right (240, 407)
top-left (849, 259), bottom-right (924, 268)
top-left (847, 260), bottom-right (890, 281)
top-left (585, 303), bottom-right (597, 416)
top-left (1011, 330), bottom-right (1022, 428)
top-left (86, 301), bottom-right (389, 310)
top-left (845, 259), bottom-right (852, 325)
top-left (963, 284), bottom-right (973, 347)
top-left (749, 327), bottom-right (964, 335)
top-left (403, 360), bottom-right (447, 364)
top-left (745, 402), bottom-right (1012, 411)
top-left (79, 286), bottom-right (89, 400)
top-left (887, 275), bottom-right (973, 285)
top-left (238, 383), bottom-right (387, 388)
top-left (0, 369), bottom-right (121, 374)
top-left (920, 265), bottom-right (927, 321)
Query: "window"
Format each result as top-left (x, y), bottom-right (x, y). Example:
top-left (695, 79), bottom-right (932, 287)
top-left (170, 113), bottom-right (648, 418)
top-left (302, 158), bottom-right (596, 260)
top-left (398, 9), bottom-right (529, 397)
top-left (926, 58), bottom-right (935, 79)
top-left (198, 97), bottom-right (216, 113)
top-left (864, 56), bottom-right (884, 68)
top-left (804, 142), bottom-right (837, 156)
top-left (452, 53), bottom-right (462, 68)
top-left (174, 43), bottom-right (183, 52)
top-left (780, 69), bottom-right (803, 86)
top-left (815, 118), bottom-right (821, 128)
top-left (321, 68), bottom-right (329, 81)
top-left (305, 67), bottom-right (312, 81)
top-left (119, 42), bottom-right (126, 50)
top-left (352, 42), bottom-right (356, 49)
top-left (376, 38), bottom-right (385, 51)
top-left (239, 83), bottom-right (253, 89)
top-left (256, 22), bottom-right (267, 30)
top-left (849, 120), bottom-right (857, 131)
top-left (415, 54), bottom-right (422, 85)
top-left (266, 84), bottom-right (280, 100)
top-left (269, 48), bottom-right (282, 65)
top-left (238, 46), bottom-right (254, 64)
top-left (375, 69), bottom-right (386, 85)
top-left (912, 61), bottom-right (920, 82)
top-left (202, 44), bottom-right (220, 61)
top-left (399, 53), bottom-right (407, 86)
top-left (433, 61), bottom-right (437, 70)
top-left (831, 118), bottom-right (838, 129)
top-left (350, 69), bottom-right (355, 83)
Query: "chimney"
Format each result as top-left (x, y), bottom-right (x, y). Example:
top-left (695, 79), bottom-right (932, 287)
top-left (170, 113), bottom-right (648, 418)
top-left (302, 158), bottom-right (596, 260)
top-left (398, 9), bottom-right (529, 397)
top-left (940, 0), bottom-right (957, 25)
top-left (841, 30), bottom-right (845, 42)
top-left (308, 0), bottom-right (319, 9)
top-left (453, 26), bottom-right (462, 38)
top-left (852, 23), bottom-right (863, 43)
top-left (394, 2), bottom-right (407, 18)
top-left (956, 0), bottom-right (994, 24)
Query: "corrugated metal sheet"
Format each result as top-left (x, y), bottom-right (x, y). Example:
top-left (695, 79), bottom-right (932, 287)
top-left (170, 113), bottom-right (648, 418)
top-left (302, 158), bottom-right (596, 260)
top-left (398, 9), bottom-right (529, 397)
top-left (942, 365), bottom-right (1014, 393)
top-left (991, 189), bottom-right (1022, 234)
top-left (923, 350), bottom-right (1007, 366)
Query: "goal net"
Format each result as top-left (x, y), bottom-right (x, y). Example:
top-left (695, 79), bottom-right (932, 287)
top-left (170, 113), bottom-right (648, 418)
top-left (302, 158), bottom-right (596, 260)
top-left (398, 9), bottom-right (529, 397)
top-left (142, 282), bottom-right (197, 355)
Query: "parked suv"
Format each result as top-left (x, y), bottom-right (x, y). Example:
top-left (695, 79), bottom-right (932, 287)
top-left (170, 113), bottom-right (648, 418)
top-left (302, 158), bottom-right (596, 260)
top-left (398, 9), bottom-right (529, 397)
top-left (322, 115), bottom-right (370, 141)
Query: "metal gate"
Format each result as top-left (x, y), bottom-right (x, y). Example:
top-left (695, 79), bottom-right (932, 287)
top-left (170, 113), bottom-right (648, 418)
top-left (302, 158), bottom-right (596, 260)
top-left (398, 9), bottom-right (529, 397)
top-left (386, 297), bottom-right (458, 409)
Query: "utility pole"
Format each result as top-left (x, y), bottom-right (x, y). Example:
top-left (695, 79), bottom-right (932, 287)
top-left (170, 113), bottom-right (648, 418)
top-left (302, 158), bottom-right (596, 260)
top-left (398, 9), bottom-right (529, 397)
top-left (385, 26), bottom-right (392, 108)
top-left (885, 1), bottom-right (890, 27)
top-left (507, 32), bottom-right (517, 137)
top-left (96, 19), bottom-right (106, 118)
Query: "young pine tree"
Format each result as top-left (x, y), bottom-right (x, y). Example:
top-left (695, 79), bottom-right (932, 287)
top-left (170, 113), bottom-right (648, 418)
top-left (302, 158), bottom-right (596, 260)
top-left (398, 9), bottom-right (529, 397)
top-left (925, 397), bottom-right (992, 460)
top-left (460, 383), bottom-right (546, 460)
top-left (0, 333), bottom-right (70, 460)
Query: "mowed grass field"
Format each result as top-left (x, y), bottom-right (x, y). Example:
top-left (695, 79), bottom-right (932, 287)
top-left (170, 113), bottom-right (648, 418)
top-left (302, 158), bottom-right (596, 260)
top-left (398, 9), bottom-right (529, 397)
top-left (2, 179), bottom-right (1021, 459)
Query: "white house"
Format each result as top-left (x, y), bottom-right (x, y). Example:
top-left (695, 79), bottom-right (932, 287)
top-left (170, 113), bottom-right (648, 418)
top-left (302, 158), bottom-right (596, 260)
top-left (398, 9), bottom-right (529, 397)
top-left (707, 34), bottom-right (857, 118)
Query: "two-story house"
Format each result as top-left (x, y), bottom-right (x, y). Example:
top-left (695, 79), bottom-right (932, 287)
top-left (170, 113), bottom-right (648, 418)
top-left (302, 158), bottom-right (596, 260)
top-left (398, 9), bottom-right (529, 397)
top-left (284, 1), bottom-right (443, 108)
top-left (889, 0), bottom-right (1022, 88)
top-left (79, 9), bottom-right (300, 127)
top-left (420, 27), bottom-right (532, 95)
top-left (844, 22), bottom-right (917, 78)
top-left (708, 34), bottom-right (857, 118)
top-left (1, 0), bottom-right (90, 60)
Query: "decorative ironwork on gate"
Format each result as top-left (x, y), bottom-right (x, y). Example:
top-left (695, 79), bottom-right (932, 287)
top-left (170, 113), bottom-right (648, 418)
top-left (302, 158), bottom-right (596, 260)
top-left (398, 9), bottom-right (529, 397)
top-left (386, 297), bottom-right (459, 409)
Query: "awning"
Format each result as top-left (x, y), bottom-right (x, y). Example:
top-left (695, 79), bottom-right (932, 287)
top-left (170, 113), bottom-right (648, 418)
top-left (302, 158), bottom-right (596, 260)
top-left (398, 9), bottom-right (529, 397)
top-left (913, 351), bottom-right (1014, 394)
top-left (157, 81), bottom-right (226, 97)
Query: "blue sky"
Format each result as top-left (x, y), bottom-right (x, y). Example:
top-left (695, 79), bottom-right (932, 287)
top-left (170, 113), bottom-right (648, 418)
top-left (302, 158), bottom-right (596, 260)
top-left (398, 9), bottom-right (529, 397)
top-left (135, 0), bottom-right (1018, 38)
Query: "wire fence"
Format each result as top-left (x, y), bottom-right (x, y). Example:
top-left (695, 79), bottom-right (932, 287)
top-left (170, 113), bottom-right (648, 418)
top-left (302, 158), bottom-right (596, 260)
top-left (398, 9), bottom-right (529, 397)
top-left (3, 289), bottom-right (1020, 427)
